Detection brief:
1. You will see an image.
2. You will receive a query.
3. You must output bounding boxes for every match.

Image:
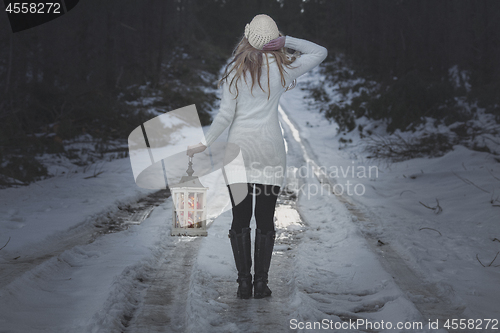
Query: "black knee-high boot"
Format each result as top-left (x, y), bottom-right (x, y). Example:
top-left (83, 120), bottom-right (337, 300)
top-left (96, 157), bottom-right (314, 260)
top-left (228, 227), bottom-right (252, 299)
top-left (253, 228), bottom-right (276, 298)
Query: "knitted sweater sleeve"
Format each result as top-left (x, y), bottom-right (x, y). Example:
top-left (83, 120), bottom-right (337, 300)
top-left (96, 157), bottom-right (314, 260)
top-left (200, 77), bottom-right (237, 147)
top-left (283, 36), bottom-right (328, 83)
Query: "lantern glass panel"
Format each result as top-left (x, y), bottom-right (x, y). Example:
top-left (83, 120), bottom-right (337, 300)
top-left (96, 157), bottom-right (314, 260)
top-left (196, 193), bottom-right (203, 210)
top-left (187, 192), bottom-right (195, 210)
top-left (187, 211), bottom-right (194, 228)
top-left (179, 211), bottom-right (185, 227)
top-left (179, 193), bottom-right (184, 209)
top-left (196, 212), bottom-right (203, 228)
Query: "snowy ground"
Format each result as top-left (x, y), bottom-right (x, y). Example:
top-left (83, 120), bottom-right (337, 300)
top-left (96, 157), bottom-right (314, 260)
top-left (0, 65), bottom-right (499, 333)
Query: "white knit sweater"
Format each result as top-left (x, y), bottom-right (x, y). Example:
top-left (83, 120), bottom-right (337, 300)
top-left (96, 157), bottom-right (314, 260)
top-left (200, 36), bottom-right (328, 187)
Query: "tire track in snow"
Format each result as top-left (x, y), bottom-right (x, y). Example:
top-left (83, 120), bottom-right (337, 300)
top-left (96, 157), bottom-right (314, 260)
top-left (0, 189), bottom-right (168, 290)
top-left (0, 192), bottom-right (173, 332)
top-left (124, 237), bottom-right (202, 333)
top-left (279, 105), bottom-right (392, 333)
top-left (279, 102), bottom-right (465, 332)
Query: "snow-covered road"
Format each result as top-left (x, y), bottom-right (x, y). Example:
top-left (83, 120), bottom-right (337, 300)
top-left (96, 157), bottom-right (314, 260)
top-left (281, 103), bottom-right (467, 326)
top-left (1, 66), bottom-right (499, 332)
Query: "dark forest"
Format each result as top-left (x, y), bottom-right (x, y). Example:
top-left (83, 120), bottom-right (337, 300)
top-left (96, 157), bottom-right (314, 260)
top-left (1, 0), bottom-right (499, 185)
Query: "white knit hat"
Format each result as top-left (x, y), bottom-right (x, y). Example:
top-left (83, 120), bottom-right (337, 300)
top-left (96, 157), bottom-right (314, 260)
top-left (244, 14), bottom-right (280, 50)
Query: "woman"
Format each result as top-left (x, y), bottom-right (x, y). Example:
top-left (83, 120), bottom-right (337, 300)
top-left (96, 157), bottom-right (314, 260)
top-left (187, 14), bottom-right (327, 299)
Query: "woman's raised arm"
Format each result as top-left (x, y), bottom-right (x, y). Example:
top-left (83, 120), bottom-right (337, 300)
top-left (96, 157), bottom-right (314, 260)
top-left (281, 36), bottom-right (328, 83)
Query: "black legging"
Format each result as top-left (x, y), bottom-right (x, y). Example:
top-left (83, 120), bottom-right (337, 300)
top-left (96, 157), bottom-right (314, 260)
top-left (227, 183), bottom-right (280, 234)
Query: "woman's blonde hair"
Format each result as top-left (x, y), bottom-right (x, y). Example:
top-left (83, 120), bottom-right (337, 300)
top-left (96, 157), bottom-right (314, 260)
top-left (218, 32), bottom-right (298, 100)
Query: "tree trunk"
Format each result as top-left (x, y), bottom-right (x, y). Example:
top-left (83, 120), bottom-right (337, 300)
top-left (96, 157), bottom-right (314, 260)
top-left (154, 0), bottom-right (167, 88)
top-left (4, 33), bottom-right (13, 94)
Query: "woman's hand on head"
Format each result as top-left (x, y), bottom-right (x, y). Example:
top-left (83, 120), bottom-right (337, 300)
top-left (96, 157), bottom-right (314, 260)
top-left (187, 142), bottom-right (207, 157)
top-left (262, 36), bottom-right (286, 51)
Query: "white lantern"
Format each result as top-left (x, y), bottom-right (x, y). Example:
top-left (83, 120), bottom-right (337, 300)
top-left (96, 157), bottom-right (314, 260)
top-left (171, 156), bottom-right (208, 236)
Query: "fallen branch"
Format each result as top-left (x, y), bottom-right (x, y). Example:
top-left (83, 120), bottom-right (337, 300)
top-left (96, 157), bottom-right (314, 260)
top-left (476, 254), bottom-right (485, 267)
top-left (476, 251), bottom-right (500, 267)
top-left (0, 237), bottom-right (11, 251)
top-left (419, 198), bottom-right (443, 214)
top-left (84, 171), bottom-right (104, 179)
top-left (452, 171), bottom-right (490, 193)
top-left (419, 227), bottom-right (442, 236)
top-left (399, 190), bottom-right (416, 197)
top-left (363, 132), bottom-right (453, 162)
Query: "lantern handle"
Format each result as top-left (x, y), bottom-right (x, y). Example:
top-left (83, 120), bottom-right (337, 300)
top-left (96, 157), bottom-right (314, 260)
top-left (186, 155), bottom-right (194, 177)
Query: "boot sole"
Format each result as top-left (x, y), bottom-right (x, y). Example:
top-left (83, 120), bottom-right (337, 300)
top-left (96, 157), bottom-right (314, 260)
top-left (253, 292), bottom-right (271, 299)
top-left (237, 286), bottom-right (253, 299)
top-left (237, 291), bottom-right (252, 299)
